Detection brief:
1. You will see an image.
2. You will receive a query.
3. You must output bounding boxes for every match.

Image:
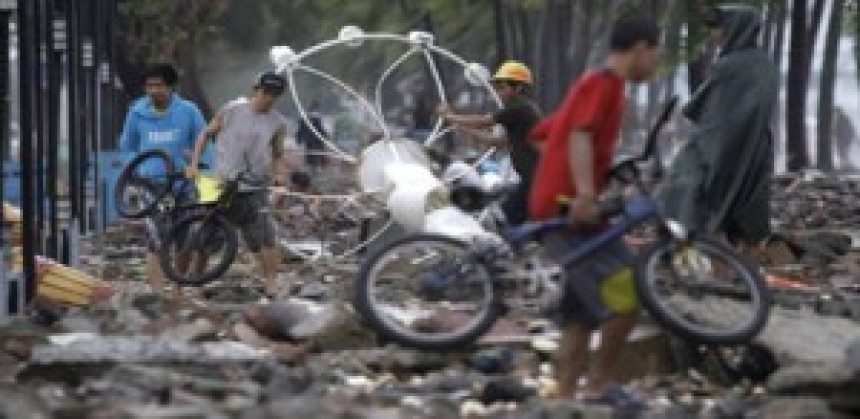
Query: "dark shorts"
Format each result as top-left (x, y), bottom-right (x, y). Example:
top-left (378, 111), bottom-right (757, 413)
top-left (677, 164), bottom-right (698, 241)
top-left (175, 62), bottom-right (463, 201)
top-left (542, 230), bottom-right (638, 326)
top-left (234, 192), bottom-right (277, 253)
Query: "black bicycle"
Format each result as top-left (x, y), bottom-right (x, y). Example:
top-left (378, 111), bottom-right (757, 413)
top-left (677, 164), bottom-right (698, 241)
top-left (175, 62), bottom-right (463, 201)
top-left (354, 98), bottom-right (772, 350)
top-left (114, 149), bottom-right (198, 220)
top-left (115, 149), bottom-right (262, 286)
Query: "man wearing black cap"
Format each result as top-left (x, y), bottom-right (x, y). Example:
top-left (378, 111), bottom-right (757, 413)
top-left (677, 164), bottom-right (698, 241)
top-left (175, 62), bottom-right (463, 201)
top-left (188, 72), bottom-right (289, 296)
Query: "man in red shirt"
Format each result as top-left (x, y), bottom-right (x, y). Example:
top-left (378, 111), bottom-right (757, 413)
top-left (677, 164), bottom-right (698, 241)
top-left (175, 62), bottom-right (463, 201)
top-left (530, 16), bottom-right (661, 406)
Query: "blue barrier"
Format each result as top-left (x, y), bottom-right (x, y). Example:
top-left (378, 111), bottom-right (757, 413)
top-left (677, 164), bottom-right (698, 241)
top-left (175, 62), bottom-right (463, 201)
top-left (1, 161), bottom-right (21, 204)
top-left (4, 146), bottom-right (218, 225)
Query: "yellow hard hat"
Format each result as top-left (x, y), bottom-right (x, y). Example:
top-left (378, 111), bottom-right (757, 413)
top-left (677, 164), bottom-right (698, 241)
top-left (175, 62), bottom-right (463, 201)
top-left (492, 61), bottom-right (533, 85)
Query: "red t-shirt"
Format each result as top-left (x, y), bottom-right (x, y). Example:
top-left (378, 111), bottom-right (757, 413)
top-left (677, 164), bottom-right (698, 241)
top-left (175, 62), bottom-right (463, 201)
top-left (529, 69), bottom-right (626, 220)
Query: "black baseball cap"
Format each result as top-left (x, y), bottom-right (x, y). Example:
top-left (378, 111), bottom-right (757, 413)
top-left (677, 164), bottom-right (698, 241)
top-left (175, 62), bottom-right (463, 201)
top-left (704, 8), bottom-right (724, 28)
top-left (254, 72), bottom-right (287, 96)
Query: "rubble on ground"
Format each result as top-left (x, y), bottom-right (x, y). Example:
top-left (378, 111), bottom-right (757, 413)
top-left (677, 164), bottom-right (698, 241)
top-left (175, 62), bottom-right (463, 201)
top-left (1, 175), bottom-right (859, 418)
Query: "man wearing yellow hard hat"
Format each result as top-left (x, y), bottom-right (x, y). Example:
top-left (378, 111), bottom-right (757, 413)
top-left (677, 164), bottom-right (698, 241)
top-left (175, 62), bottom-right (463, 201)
top-left (437, 61), bottom-right (541, 225)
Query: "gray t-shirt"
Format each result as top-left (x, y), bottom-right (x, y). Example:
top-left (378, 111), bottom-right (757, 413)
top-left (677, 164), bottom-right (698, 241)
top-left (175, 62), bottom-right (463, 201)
top-left (215, 98), bottom-right (287, 182)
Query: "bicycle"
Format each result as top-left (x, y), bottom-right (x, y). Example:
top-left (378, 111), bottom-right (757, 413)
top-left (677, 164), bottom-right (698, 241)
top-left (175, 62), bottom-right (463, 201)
top-left (114, 149), bottom-right (199, 220)
top-left (115, 149), bottom-right (265, 286)
top-left (353, 98), bottom-right (772, 350)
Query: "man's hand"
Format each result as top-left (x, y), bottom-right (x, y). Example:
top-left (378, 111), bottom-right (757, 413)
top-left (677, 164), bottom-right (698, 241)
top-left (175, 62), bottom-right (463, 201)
top-left (435, 103), bottom-right (451, 119)
top-left (185, 165), bottom-right (199, 180)
top-left (569, 195), bottom-right (600, 226)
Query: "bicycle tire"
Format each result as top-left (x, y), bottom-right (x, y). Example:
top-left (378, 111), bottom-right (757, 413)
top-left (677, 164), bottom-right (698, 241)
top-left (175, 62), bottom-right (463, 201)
top-left (159, 211), bottom-right (239, 286)
top-left (635, 237), bottom-right (771, 345)
top-left (354, 234), bottom-right (503, 351)
top-left (115, 149), bottom-right (176, 219)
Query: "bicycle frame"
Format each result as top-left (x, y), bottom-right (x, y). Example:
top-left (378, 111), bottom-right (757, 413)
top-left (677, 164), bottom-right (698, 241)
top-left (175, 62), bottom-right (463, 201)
top-left (503, 195), bottom-right (663, 267)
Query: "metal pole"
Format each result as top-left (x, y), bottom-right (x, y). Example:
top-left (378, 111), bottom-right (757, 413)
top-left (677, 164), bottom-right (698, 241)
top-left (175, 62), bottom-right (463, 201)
top-left (46, 0), bottom-right (61, 258)
top-left (0, 8), bottom-right (9, 270)
top-left (65, 0), bottom-right (82, 263)
top-left (33, 0), bottom-right (45, 254)
top-left (17, 0), bottom-right (37, 306)
top-left (80, 0), bottom-right (93, 233)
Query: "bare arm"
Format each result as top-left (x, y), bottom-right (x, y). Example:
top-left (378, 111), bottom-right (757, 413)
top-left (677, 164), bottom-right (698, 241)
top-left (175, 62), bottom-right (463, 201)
top-left (187, 112), bottom-right (223, 177)
top-left (437, 103), bottom-right (496, 129)
top-left (444, 113), bottom-right (496, 129)
top-left (456, 125), bottom-right (508, 149)
top-left (568, 130), bottom-right (599, 224)
top-left (271, 128), bottom-right (286, 185)
top-left (569, 130), bottom-right (595, 197)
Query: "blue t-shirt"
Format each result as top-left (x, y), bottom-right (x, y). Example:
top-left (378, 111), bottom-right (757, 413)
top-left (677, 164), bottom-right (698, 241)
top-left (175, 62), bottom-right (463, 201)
top-left (119, 93), bottom-right (206, 175)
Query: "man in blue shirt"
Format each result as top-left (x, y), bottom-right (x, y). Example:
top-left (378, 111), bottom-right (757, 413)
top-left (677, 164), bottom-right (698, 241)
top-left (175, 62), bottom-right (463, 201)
top-left (119, 63), bottom-right (206, 296)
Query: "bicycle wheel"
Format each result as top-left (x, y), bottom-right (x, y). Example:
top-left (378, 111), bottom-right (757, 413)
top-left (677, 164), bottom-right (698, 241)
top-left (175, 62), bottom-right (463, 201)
top-left (354, 234), bottom-right (502, 350)
top-left (636, 237), bottom-right (771, 345)
top-left (115, 149), bottom-right (175, 219)
top-left (159, 211), bottom-right (238, 287)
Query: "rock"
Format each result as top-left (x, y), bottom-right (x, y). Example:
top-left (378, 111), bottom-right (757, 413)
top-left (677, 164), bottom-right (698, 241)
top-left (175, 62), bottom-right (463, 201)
top-left (348, 348), bottom-right (457, 374)
top-left (161, 318), bottom-right (220, 342)
top-left (767, 363), bottom-right (855, 395)
top-left (0, 384), bottom-right (51, 418)
top-left (757, 307), bottom-right (860, 365)
top-left (31, 335), bottom-right (267, 364)
top-left (846, 338), bottom-right (860, 374)
top-left (470, 347), bottom-right (517, 375)
top-left (131, 293), bottom-right (171, 319)
top-left (709, 387), bottom-right (750, 419)
top-left (121, 405), bottom-right (232, 418)
top-left (757, 397), bottom-right (855, 419)
top-left (295, 282), bottom-right (331, 301)
top-left (249, 360), bottom-right (316, 398)
top-left (478, 376), bottom-right (536, 404)
top-left (524, 400), bottom-right (613, 419)
top-left (58, 313), bottom-right (102, 334)
top-left (242, 395), bottom-right (341, 419)
top-left (246, 299), bottom-right (376, 350)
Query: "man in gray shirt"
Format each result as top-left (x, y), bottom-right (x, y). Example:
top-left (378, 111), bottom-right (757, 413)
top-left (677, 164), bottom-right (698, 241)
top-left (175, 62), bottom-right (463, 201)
top-left (188, 72), bottom-right (288, 296)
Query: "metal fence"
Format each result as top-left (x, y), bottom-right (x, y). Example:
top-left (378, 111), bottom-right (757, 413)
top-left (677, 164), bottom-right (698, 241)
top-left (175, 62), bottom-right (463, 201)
top-left (1, 0), bottom-right (119, 314)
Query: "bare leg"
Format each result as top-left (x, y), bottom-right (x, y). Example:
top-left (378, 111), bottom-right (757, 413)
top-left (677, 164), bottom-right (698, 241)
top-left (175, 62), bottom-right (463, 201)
top-left (146, 252), bottom-right (184, 304)
top-left (585, 311), bottom-right (639, 395)
top-left (145, 252), bottom-right (167, 294)
top-left (256, 247), bottom-right (281, 295)
top-left (556, 321), bottom-right (594, 399)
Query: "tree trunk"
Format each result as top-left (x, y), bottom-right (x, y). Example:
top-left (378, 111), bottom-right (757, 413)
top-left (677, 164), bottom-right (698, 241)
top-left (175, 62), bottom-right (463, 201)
top-left (772, 1), bottom-right (788, 69)
top-left (517, 6), bottom-right (535, 71)
top-left (505, 2), bottom-right (522, 61)
top-left (664, 1), bottom-right (682, 103)
top-left (763, 1), bottom-right (776, 52)
top-left (803, 0), bottom-right (827, 80)
top-left (538, 4), bottom-right (557, 109)
top-left (816, 0), bottom-right (845, 171)
top-left (492, 0), bottom-right (508, 65)
top-left (786, 0), bottom-right (811, 171)
top-left (555, 0), bottom-right (574, 107)
top-left (769, 0), bottom-right (787, 166)
top-left (855, 2), bottom-right (860, 86)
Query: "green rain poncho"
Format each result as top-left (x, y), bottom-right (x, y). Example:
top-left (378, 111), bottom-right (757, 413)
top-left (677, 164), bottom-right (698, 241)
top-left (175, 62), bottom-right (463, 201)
top-left (663, 5), bottom-right (779, 242)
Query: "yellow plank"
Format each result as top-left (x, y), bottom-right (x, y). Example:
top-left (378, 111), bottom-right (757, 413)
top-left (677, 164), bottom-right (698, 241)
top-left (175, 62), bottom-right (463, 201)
top-left (37, 285), bottom-right (90, 306)
top-left (40, 273), bottom-right (94, 297)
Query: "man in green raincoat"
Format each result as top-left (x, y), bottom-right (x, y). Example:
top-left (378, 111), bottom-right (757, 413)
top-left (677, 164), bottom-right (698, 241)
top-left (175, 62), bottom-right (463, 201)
top-left (663, 5), bottom-right (779, 247)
